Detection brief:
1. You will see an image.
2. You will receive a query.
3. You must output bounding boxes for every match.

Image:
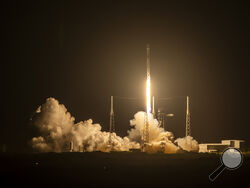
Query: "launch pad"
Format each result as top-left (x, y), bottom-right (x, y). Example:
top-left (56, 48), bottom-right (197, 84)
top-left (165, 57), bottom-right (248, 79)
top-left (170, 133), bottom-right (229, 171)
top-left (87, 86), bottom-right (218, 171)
top-left (102, 44), bottom-right (191, 152)
top-left (59, 44), bottom-right (196, 154)
top-left (106, 45), bottom-right (193, 153)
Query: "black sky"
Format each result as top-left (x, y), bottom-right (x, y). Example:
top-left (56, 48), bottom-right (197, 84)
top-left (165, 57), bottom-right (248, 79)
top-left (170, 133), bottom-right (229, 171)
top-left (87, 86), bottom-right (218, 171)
top-left (2, 1), bottom-right (250, 152)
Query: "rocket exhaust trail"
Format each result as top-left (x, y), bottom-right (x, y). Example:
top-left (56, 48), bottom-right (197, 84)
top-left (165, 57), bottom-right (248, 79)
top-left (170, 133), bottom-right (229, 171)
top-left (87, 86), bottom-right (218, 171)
top-left (142, 44), bottom-right (151, 148)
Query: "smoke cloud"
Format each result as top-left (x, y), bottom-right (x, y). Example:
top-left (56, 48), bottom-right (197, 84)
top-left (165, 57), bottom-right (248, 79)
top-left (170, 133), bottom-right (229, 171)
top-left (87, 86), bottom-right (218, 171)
top-left (128, 112), bottom-right (179, 153)
top-left (31, 98), bottom-right (139, 152)
top-left (31, 98), bottom-right (198, 153)
top-left (175, 136), bottom-right (199, 152)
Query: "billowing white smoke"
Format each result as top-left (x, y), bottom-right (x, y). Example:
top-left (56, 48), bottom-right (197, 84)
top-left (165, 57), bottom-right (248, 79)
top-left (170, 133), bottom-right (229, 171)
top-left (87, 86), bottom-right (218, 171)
top-left (128, 112), bottom-right (199, 153)
top-left (31, 98), bottom-right (139, 152)
top-left (71, 120), bottom-right (139, 152)
top-left (31, 98), bottom-right (199, 153)
top-left (175, 136), bottom-right (199, 152)
top-left (128, 111), bottom-right (180, 153)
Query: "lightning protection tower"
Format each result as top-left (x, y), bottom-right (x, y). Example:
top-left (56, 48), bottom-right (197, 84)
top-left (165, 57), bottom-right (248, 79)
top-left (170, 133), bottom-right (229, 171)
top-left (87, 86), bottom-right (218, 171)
top-left (108, 96), bottom-right (115, 149)
top-left (152, 96), bottom-right (155, 118)
top-left (185, 96), bottom-right (191, 137)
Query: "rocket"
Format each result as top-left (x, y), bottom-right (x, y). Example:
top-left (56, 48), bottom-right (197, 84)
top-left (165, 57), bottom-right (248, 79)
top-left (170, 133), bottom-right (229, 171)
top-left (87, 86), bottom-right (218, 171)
top-left (146, 44), bottom-right (151, 79)
top-left (143, 44), bottom-right (151, 146)
top-left (146, 44), bottom-right (151, 114)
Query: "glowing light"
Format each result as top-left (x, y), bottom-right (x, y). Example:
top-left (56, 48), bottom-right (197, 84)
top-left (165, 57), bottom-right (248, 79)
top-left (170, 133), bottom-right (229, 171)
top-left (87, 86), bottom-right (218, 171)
top-left (146, 75), bottom-right (151, 114)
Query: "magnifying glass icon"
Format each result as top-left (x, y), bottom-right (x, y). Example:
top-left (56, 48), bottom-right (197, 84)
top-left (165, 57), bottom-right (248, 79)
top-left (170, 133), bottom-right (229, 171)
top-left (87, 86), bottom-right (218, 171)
top-left (209, 147), bottom-right (243, 181)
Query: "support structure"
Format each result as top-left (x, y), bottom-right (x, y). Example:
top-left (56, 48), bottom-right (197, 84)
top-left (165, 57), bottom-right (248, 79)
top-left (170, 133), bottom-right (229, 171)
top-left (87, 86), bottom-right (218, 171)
top-left (152, 96), bottom-right (155, 118)
top-left (142, 113), bottom-right (150, 148)
top-left (69, 141), bottom-right (74, 152)
top-left (108, 96), bottom-right (115, 149)
top-left (157, 110), bottom-right (165, 130)
top-left (160, 136), bottom-right (166, 153)
top-left (185, 96), bottom-right (191, 137)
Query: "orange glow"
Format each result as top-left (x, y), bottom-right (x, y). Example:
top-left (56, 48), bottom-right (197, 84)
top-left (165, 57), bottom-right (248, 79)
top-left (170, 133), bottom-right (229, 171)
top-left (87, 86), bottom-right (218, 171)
top-left (146, 76), bottom-right (151, 114)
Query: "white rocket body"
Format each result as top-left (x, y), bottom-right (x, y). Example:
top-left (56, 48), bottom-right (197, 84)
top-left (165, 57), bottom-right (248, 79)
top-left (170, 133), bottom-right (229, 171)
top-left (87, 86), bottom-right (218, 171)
top-left (146, 44), bottom-right (151, 114)
top-left (147, 44), bottom-right (150, 79)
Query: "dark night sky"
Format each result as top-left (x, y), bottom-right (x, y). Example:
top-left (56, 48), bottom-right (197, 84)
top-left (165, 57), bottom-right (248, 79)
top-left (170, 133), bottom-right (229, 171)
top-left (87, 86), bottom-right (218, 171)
top-left (2, 1), bottom-right (250, 151)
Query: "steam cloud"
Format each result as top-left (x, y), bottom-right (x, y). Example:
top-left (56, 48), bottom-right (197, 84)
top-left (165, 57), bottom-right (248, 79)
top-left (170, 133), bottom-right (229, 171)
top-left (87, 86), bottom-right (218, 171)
top-left (128, 112), bottom-right (179, 153)
top-left (31, 98), bottom-right (139, 152)
top-left (175, 136), bottom-right (199, 152)
top-left (31, 98), bottom-right (198, 153)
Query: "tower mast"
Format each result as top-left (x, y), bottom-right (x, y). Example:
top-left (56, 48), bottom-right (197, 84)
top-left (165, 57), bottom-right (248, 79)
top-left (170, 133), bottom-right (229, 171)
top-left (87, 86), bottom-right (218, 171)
top-left (152, 96), bottom-right (155, 118)
top-left (186, 96), bottom-right (191, 137)
top-left (109, 96), bottom-right (115, 150)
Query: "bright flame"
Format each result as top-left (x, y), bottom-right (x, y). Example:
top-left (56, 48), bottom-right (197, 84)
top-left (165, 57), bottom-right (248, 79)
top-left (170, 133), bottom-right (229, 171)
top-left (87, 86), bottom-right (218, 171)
top-left (146, 76), bottom-right (151, 114)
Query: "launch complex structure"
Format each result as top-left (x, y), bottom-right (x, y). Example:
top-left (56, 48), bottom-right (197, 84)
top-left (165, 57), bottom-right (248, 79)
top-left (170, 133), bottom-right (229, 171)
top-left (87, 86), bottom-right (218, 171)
top-left (107, 96), bottom-right (115, 149)
top-left (108, 45), bottom-right (191, 151)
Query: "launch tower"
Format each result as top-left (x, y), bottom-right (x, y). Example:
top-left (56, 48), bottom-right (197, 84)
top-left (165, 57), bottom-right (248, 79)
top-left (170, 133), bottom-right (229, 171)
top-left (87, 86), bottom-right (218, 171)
top-left (185, 96), bottom-right (191, 136)
top-left (108, 96), bottom-right (115, 149)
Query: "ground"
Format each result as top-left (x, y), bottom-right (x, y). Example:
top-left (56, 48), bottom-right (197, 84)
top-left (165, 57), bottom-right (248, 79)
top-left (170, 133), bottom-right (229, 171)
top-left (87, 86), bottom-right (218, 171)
top-left (0, 152), bottom-right (249, 187)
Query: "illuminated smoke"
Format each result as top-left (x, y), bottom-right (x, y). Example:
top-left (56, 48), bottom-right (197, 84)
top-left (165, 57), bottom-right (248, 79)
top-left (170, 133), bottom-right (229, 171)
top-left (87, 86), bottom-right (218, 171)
top-left (31, 98), bottom-right (198, 153)
top-left (128, 111), bottom-right (199, 153)
top-left (128, 111), bottom-right (180, 153)
top-left (31, 98), bottom-right (139, 152)
top-left (175, 136), bottom-right (199, 152)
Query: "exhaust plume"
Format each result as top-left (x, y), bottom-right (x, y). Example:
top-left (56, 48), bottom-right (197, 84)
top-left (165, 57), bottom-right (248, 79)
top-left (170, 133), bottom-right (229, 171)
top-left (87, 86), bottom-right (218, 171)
top-left (175, 136), bottom-right (199, 152)
top-left (31, 98), bottom-right (139, 152)
top-left (31, 98), bottom-right (198, 153)
top-left (128, 111), bottom-right (180, 153)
